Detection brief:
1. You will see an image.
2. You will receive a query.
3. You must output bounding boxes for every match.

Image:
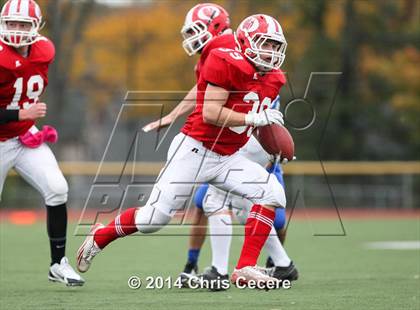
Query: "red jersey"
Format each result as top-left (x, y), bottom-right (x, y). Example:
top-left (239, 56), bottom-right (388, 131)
top-left (182, 47), bottom-right (286, 155)
top-left (0, 37), bottom-right (55, 141)
top-left (182, 34), bottom-right (237, 138)
top-left (194, 33), bottom-right (236, 80)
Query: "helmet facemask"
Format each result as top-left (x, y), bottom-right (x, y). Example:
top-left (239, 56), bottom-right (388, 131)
top-left (244, 33), bottom-right (287, 71)
top-left (0, 16), bottom-right (41, 48)
top-left (181, 20), bottom-right (213, 56)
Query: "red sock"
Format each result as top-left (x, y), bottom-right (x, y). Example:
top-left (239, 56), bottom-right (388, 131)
top-left (236, 205), bottom-right (275, 269)
top-left (94, 207), bottom-right (138, 249)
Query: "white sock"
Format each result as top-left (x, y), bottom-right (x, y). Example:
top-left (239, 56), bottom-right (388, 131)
top-left (208, 213), bottom-right (232, 275)
top-left (264, 226), bottom-right (291, 267)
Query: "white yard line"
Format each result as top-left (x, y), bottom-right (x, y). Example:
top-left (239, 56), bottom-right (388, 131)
top-left (365, 241), bottom-right (420, 250)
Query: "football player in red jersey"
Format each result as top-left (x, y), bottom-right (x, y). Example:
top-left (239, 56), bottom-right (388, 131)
top-left (144, 4), bottom-right (296, 289)
top-left (143, 3), bottom-right (236, 284)
top-left (143, 3), bottom-right (234, 132)
top-left (78, 14), bottom-right (288, 287)
top-left (0, 0), bottom-right (84, 286)
top-left (142, 4), bottom-right (296, 289)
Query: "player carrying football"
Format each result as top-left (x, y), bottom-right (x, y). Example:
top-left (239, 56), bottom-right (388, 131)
top-left (78, 13), bottom-right (289, 287)
top-left (145, 2), bottom-right (238, 285)
top-left (144, 4), bottom-right (297, 289)
top-left (0, 0), bottom-right (84, 286)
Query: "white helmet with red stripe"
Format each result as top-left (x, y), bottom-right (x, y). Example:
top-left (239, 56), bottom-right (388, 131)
top-left (181, 3), bottom-right (230, 56)
top-left (236, 14), bottom-right (287, 71)
top-left (0, 0), bottom-right (42, 48)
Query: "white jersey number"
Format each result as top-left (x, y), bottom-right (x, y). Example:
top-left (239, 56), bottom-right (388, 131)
top-left (218, 48), bottom-right (244, 60)
top-left (230, 92), bottom-right (271, 136)
top-left (6, 75), bottom-right (44, 110)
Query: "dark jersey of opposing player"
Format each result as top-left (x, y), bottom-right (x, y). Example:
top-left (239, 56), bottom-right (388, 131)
top-left (182, 47), bottom-right (286, 155)
top-left (0, 37), bottom-right (55, 141)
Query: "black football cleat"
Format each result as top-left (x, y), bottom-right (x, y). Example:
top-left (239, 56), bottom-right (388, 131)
top-left (177, 262), bottom-right (199, 288)
top-left (266, 256), bottom-right (275, 268)
top-left (270, 261), bottom-right (299, 281)
top-left (198, 266), bottom-right (229, 291)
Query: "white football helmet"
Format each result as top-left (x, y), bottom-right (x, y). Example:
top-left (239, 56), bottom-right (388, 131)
top-left (0, 0), bottom-right (43, 48)
top-left (181, 3), bottom-right (230, 56)
top-left (236, 14), bottom-right (287, 71)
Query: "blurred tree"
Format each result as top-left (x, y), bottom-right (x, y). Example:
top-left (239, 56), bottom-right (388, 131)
top-left (42, 0), bottom-right (95, 141)
top-left (71, 2), bottom-right (198, 114)
top-left (45, 1), bottom-right (94, 102)
top-left (3, 0), bottom-right (417, 160)
top-left (289, 0), bottom-right (420, 160)
top-left (355, 0), bottom-right (420, 159)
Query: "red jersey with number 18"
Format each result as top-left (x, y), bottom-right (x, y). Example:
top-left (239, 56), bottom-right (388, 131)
top-left (182, 47), bottom-right (286, 155)
top-left (0, 37), bottom-right (55, 141)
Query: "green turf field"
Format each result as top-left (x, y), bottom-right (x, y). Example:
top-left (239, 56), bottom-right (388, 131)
top-left (1, 218), bottom-right (419, 310)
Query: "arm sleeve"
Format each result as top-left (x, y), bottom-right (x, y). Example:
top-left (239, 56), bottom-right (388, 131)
top-left (0, 109), bottom-right (19, 124)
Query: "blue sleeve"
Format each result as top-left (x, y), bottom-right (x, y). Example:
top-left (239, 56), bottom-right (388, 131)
top-left (266, 163), bottom-right (285, 189)
top-left (274, 208), bottom-right (286, 230)
top-left (271, 95), bottom-right (280, 109)
top-left (266, 161), bottom-right (287, 230)
top-left (194, 183), bottom-right (209, 209)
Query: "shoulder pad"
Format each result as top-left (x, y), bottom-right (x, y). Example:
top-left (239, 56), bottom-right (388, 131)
top-left (0, 41), bottom-right (15, 68)
top-left (269, 69), bottom-right (287, 86)
top-left (209, 48), bottom-right (255, 76)
top-left (205, 34), bottom-right (236, 52)
top-left (31, 36), bottom-right (55, 64)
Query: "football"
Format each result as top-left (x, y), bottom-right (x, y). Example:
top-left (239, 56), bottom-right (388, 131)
top-left (255, 124), bottom-right (295, 160)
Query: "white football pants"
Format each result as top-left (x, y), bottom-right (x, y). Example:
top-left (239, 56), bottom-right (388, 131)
top-left (0, 137), bottom-right (68, 206)
top-left (135, 133), bottom-right (285, 233)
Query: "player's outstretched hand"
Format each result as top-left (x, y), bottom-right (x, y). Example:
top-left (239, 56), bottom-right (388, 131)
top-left (142, 116), bottom-right (173, 132)
top-left (19, 102), bottom-right (47, 121)
top-left (245, 109), bottom-right (284, 127)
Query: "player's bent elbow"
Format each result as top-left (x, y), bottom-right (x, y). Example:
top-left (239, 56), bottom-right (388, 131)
top-left (202, 113), bottom-right (212, 124)
top-left (202, 105), bottom-right (218, 125)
